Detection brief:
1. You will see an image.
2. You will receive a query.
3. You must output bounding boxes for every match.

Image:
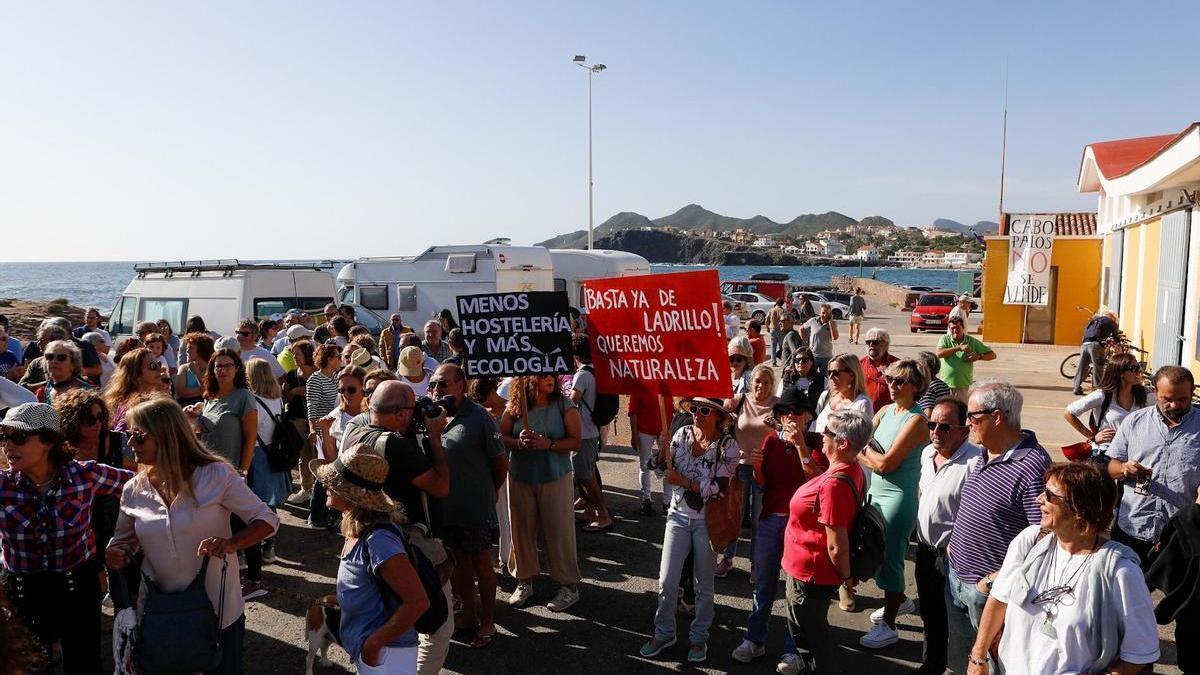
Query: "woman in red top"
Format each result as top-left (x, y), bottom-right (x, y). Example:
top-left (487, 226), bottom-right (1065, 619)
top-left (731, 388), bottom-right (827, 670)
top-left (779, 406), bottom-right (870, 675)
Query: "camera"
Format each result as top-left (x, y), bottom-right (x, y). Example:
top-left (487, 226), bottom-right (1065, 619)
top-left (410, 395), bottom-right (457, 432)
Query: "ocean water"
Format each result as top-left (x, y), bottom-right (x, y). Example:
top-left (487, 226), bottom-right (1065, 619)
top-left (0, 260), bottom-right (963, 311)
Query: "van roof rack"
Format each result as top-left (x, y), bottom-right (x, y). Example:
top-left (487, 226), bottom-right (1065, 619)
top-left (133, 260), bottom-right (339, 277)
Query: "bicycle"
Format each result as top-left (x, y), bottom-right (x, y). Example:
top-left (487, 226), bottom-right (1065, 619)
top-left (1059, 336), bottom-right (1145, 381)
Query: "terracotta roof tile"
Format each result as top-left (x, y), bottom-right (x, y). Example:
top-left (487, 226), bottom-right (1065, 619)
top-left (1089, 133), bottom-right (1182, 179)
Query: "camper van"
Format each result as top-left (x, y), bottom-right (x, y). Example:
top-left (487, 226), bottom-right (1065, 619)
top-left (336, 245), bottom-right (554, 324)
top-left (107, 261), bottom-right (338, 340)
top-left (549, 249), bottom-right (651, 307)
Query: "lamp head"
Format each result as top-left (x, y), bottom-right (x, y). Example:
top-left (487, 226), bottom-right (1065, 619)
top-left (593, 64), bottom-right (607, 72)
top-left (573, 55), bottom-right (586, 62)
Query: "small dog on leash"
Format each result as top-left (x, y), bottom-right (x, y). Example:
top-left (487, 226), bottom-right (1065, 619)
top-left (305, 595), bottom-right (341, 675)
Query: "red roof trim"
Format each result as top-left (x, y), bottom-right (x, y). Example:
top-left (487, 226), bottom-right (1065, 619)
top-left (1085, 123), bottom-right (1200, 181)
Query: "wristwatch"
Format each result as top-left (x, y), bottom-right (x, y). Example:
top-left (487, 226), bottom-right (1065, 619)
top-left (968, 655), bottom-right (988, 667)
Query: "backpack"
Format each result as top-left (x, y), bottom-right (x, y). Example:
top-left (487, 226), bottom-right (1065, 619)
top-left (820, 472), bottom-right (887, 581)
top-left (578, 365), bottom-right (619, 427)
top-left (253, 396), bottom-right (304, 472)
top-left (361, 522), bottom-right (449, 635)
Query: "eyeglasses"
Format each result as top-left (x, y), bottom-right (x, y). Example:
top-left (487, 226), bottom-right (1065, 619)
top-left (213, 362), bottom-right (237, 371)
top-left (1042, 488), bottom-right (1068, 506)
top-left (692, 405), bottom-right (716, 417)
top-left (965, 408), bottom-right (999, 422)
top-left (927, 421), bottom-right (966, 433)
top-left (338, 386), bottom-right (359, 395)
top-left (128, 429), bottom-right (149, 445)
top-left (865, 339), bottom-right (882, 346)
top-left (429, 380), bottom-right (450, 390)
top-left (0, 430), bottom-right (33, 446)
top-left (884, 375), bottom-right (909, 387)
top-left (44, 352), bottom-right (70, 363)
top-left (235, 331), bottom-right (252, 337)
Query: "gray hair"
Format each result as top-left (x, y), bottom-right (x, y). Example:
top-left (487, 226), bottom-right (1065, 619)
top-left (38, 324), bottom-right (69, 342)
top-left (969, 379), bottom-right (1023, 428)
top-left (41, 317), bottom-right (72, 333)
top-left (80, 331), bottom-right (106, 348)
top-left (819, 302), bottom-right (831, 312)
top-left (918, 351), bottom-right (940, 380)
top-left (44, 339), bottom-right (83, 376)
top-left (825, 408), bottom-right (873, 453)
top-left (864, 327), bottom-right (891, 344)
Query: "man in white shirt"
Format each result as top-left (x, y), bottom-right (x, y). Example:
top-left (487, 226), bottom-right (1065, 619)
top-left (233, 319), bottom-right (285, 379)
top-left (914, 397), bottom-right (981, 675)
top-left (723, 301), bottom-right (740, 340)
top-left (948, 295), bottom-right (972, 332)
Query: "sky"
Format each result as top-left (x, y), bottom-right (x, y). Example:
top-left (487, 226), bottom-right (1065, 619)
top-left (3, 1), bottom-right (1199, 262)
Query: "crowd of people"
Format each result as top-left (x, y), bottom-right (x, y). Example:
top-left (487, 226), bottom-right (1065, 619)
top-left (0, 295), bottom-right (1198, 675)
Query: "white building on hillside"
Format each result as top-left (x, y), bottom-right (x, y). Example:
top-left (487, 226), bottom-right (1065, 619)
top-left (942, 251), bottom-right (981, 266)
top-left (783, 245), bottom-right (804, 256)
top-left (890, 250), bottom-right (921, 265)
top-left (920, 249), bottom-right (947, 266)
top-left (921, 228), bottom-right (959, 239)
top-left (822, 240), bottom-right (846, 256)
top-left (855, 246), bottom-right (879, 262)
top-left (752, 236), bottom-right (777, 248)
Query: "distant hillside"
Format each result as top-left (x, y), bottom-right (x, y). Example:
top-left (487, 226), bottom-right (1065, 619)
top-left (652, 204), bottom-right (784, 235)
top-left (538, 229), bottom-right (589, 249)
top-left (973, 220), bottom-right (1000, 234)
top-left (932, 218), bottom-right (999, 235)
top-left (784, 211), bottom-right (858, 237)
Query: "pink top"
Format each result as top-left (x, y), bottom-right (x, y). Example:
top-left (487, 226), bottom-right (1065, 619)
top-left (111, 462), bottom-right (279, 628)
top-left (733, 394), bottom-right (777, 465)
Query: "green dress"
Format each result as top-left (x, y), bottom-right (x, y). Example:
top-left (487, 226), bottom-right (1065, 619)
top-left (867, 402), bottom-right (927, 593)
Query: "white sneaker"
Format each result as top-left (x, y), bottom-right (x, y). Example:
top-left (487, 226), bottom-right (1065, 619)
top-left (508, 582), bottom-right (535, 607)
top-left (870, 597), bottom-right (917, 624)
top-left (546, 585), bottom-right (580, 612)
top-left (731, 639), bottom-right (766, 663)
top-left (776, 652), bottom-right (803, 675)
top-left (286, 489), bottom-right (311, 505)
top-left (859, 622), bottom-right (900, 649)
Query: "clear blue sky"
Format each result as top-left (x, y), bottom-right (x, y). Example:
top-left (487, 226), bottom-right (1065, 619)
top-left (3, 1), bottom-right (1198, 262)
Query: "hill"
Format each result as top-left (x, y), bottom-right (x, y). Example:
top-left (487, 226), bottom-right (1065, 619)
top-left (651, 204), bottom-right (785, 234)
top-left (932, 218), bottom-right (999, 235)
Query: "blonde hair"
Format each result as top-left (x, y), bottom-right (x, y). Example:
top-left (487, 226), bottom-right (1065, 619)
top-left (886, 358), bottom-right (928, 397)
top-left (125, 397), bottom-right (225, 504)
top-left (339, 506), bottom-right (407, 539)
top-left (749, 363), bottom-right (776, 393)
top-left (246, 358), bottom-right (282, 398)
top-left (503, 375), bottom-right (562, 418)
top-left (105, 348), bottom-right (156, 412)
top-left (829, 353), bottom-right (869, 399)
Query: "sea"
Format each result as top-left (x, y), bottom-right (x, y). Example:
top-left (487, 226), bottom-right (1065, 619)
top-left (0, 260), bottom-right (964, 312)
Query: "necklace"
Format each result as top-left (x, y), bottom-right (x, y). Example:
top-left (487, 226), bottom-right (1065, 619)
top-left (1032, 535), bottom-right (1099, 638)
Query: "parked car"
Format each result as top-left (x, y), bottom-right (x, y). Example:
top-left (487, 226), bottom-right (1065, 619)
top-left (909, 292), bottom-right (957, 332)
top-left (722, 294), bottom-right (750, 321)
top-left (792, 291), bottom-right (850, 320)
top-left (728, 292), bottom-right (776, 323)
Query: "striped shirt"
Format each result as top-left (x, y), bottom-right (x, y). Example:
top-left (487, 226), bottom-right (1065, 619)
top-left (918, 377), bottom-right (952, 412)
top-left (946, 431), bottom-right (1049, 583)
top-left (306, 371), bottom-right (339, 422)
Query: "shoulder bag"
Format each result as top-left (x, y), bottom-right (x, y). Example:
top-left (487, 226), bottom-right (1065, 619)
top-left (137, 556), bottom-right (227, 674)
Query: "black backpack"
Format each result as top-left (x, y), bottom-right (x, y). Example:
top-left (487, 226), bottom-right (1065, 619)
top-left (253, 396), bottom-right (304, 472)
top-left (820, 472), bottom-right (887, 581)
top-left (362, 522), bottom-right (449, 635)
top-left (578, 365), bottom-right (620, 427)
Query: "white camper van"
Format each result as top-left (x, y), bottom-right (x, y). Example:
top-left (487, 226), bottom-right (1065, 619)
top-left (336, 245), bottom-right (554, 323)
top-left (549, 249), bottom-right (651, 307)
top-left (107, 261), bottom-right (338, 340)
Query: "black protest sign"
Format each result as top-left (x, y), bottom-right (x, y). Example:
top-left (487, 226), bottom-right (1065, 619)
top-left (456, 291), bottom-right (575, 378)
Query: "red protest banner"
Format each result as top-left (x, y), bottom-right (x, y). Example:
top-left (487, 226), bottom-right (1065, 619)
top-left (582, 269), bottom-right (731, 399)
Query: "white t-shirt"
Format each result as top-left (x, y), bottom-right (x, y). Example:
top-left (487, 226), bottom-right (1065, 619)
top-left (404, 371), bottom-right (431, 397)
top-left (572, 367), bottom-right (600, 439)
top-left (724, 313), bottom-right (740, 339)
top-left (1065, 390), bottom-right (1152, 450)
top-left (98, 355), bottom-right (116, 390)
top-left (812, 392), bottom-right (873, 433)
top-left (240, 345), bottom-right (285, 379)
top-left (254, 396), bottom-right (283, 446)
top-left (991, 526), bottom-right (1160, 674)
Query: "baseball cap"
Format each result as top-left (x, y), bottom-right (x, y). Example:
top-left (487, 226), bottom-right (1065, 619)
top-left (285, 324), bottom-right (314, 341)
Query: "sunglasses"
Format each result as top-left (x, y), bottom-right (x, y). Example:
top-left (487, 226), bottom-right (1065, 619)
top-left (363, 387), bottom-right (376, 398)
top-left (827, 369), bottom-right (846, 378)
top-left (728, 355), bottom-right (746, 363)
top-left (884, 375), bottom-right (909, 387)
top-left (44, 353), bottom-right (71, 363)
top-left (1042, 488), bottom-right (1068, 506)
top-left (428, 380), bottom-right (450, 390)
top-left (0, 429), bottom-right (33, 446)
top-left (774, 406), bottom-right (808, 417)
top-left (338, 386), bottom-right (359, 395)
top-left (128, 429), bottom-right (149, 445)
top-left (692, 405), bottom-right (716, 417)
top-left (927, 421), bottom-right (965, 433)
top-left (235, 331), bottom-right (252, 337)
top-left (81, 411), bottom-right (104, 426)
top-left (865, 339), bottom-right (882, 346)
top-left (1121, 364), bottom-right (1142, 373)
top-left (966, 408), bottom-right (998, 421)
top-left (795, 356), bottom-right (813, 364)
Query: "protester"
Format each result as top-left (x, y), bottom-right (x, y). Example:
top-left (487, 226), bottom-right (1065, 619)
top-left (860, 327), bottom-right (899, 411)
top-left (142, 331), bottom-right (171, 371)
top-left (728, 336), bottom-right (754, 395)
top-left (422, 320), bottom-right (452, 363)
top-left (188, 349), bottom-right (258, 475)
top-left (314, 447), bottom-right (428, 674)
top-left (779, 408), bottom-right (869, 675)
top-left (306, 343), bottom-right (343, 528)
top-left (500, 375), bottom-right (583, 613)
top-left (430, 364), bottom-right (508, 649)
top-left (156, 319), bottom-right (181, 369)
top-left (0, 402), bottom-right (134, 673)
top-left (767, 299), bottom-right (789, 366)
top-left (723, 301), bottom-right (740, 340)
top-left (912, 397), bottom-right (980, 674)
top-left (731, 388), bottom-right (826, 668)
top-left (856, 359), bottom-right (929, 649)
top-left (944, 380), bottom-right (1050, 672)
top-left (640, 397), bottom-right (739, 664)
top-left (107, 397), bottom-right (278, 675)
top-left (256, 318), bottom-right (279, 352)
top-left (397, 346), bottom-right (432, 397)
top-left (744, 320), bottom-right (767, 365)
top-left (380, 313), bottom-right (414, 371)
top-left (316, 366), bottom-right (368, 462)
top-left (176, 332), bottom-right (214, 406)
top-left (801, 304), bottom-right (839, 372)
top-left (1063, 352), bottom-right (1150, 460)
top-left (79, 331), bottom-right (116, 390)
top-left (569, 335), bottom-right (612, 532)
top-left (1074, 311), bottom-right (1119, 395)
top-left (847, 288), bottom-right (867, 344)
top-left (778, 345), bottom-right (824, 402)
top-left (234, 320), bottom-right (285, 379)
top-left (105, 347), bottom-right (165, 434)
top-left (17, 323), bottom-right (70, 388)
top-left (628, 390), bottom-right (670, 515)
top-left (72, 307), bottom-right (103, 340)
top-left (276, 324), bottom-right (312, 374)
top-left (795, 294), bottom-right (816, 322)
top-left (284, 339), bottom-right (317, 505)
top-left (717, 364), bottom-right (777, 578)
top-left (327, 316), bottom-right (352, 349)
top-left (246, 358), bottom-right (292, 588)
top-left (1105, 365), bottom-right (1200, 663)
top-left (0, 316), bottom-right (22, 381)
top-left (947, 295), bottom-right (972, 332)
top-left (438, 308), bottom-right (458, 334)
top-left (916, 350), bottom-right (952, 415)
top-left (968, 462), bottom-right (1159, 674)
top-left (936, 316), bottom-right (995, 401)
top-left (814, 353), bottom-right (873, 435)
top-left (34, 339), bottom-right (93, 404)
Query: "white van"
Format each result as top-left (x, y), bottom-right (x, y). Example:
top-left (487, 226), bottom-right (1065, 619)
top-left (549, 249), bottom-right (651, 307)
top-left (108, 260), bottom-right (338, 340)
top-left (336, 245), bottom-right (554, 324)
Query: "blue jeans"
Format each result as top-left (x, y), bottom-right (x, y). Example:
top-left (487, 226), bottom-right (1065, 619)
top-left (814, 356), bottom-right (830, 373)
top-left (770, 330), bottom-right (786, 363)
top-left (945, 562), bottom-right (991, 674)
top-left (653, 511), bottom-right (715, 644)
top-left (722, 464), bottom-right (762, 560)
top-left (744, 514), bottom-right (797, 653)
top-left (1073, 340), bottom-right (1105, 391)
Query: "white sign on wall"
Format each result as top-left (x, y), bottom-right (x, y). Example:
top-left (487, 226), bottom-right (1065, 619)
top-left (1004, 214), bottom-right (1056, 306)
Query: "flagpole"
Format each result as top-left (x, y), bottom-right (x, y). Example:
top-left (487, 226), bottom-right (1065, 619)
top-left (999, 63), bottom-right (1008, 219)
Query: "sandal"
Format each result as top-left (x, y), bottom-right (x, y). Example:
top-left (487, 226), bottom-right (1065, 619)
top-left (469, 630), bottom-right (497, 649)
top-left (582, 520), bottom-right (613, 533)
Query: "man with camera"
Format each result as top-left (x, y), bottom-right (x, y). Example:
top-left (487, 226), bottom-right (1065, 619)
top-left (340, 379), bottom-right (455, 674)
top-left (430, 363), bottom-right (509, 648)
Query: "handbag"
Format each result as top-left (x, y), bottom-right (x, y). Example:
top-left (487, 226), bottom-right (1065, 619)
top-left (136, 556), bottom-right (227, 674)
top-left (702, 433), bottom-right (744, 553)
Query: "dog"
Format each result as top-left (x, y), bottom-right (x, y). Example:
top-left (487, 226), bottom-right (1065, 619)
top-left (305, 595), bottom-right (341, 675)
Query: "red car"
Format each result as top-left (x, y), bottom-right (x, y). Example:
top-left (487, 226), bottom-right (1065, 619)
top-left (909, 293), bottom-right (957, 332)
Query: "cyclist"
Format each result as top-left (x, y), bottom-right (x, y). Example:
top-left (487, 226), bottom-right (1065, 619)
top-left (1074, 311), bottom-right (1119, 395)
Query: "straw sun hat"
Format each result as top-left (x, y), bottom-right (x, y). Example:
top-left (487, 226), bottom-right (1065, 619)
top-left (311, 445), bottom-right (397, 514)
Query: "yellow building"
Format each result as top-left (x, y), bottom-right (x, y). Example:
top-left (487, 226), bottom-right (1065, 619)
top-left (982, 213), bottom-right (1101, 345)
top-left (1077, 123), bottom-right (1200, 378)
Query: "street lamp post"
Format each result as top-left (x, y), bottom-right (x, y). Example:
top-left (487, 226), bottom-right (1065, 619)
top-left (573, 55), bottom-right (606, 250)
